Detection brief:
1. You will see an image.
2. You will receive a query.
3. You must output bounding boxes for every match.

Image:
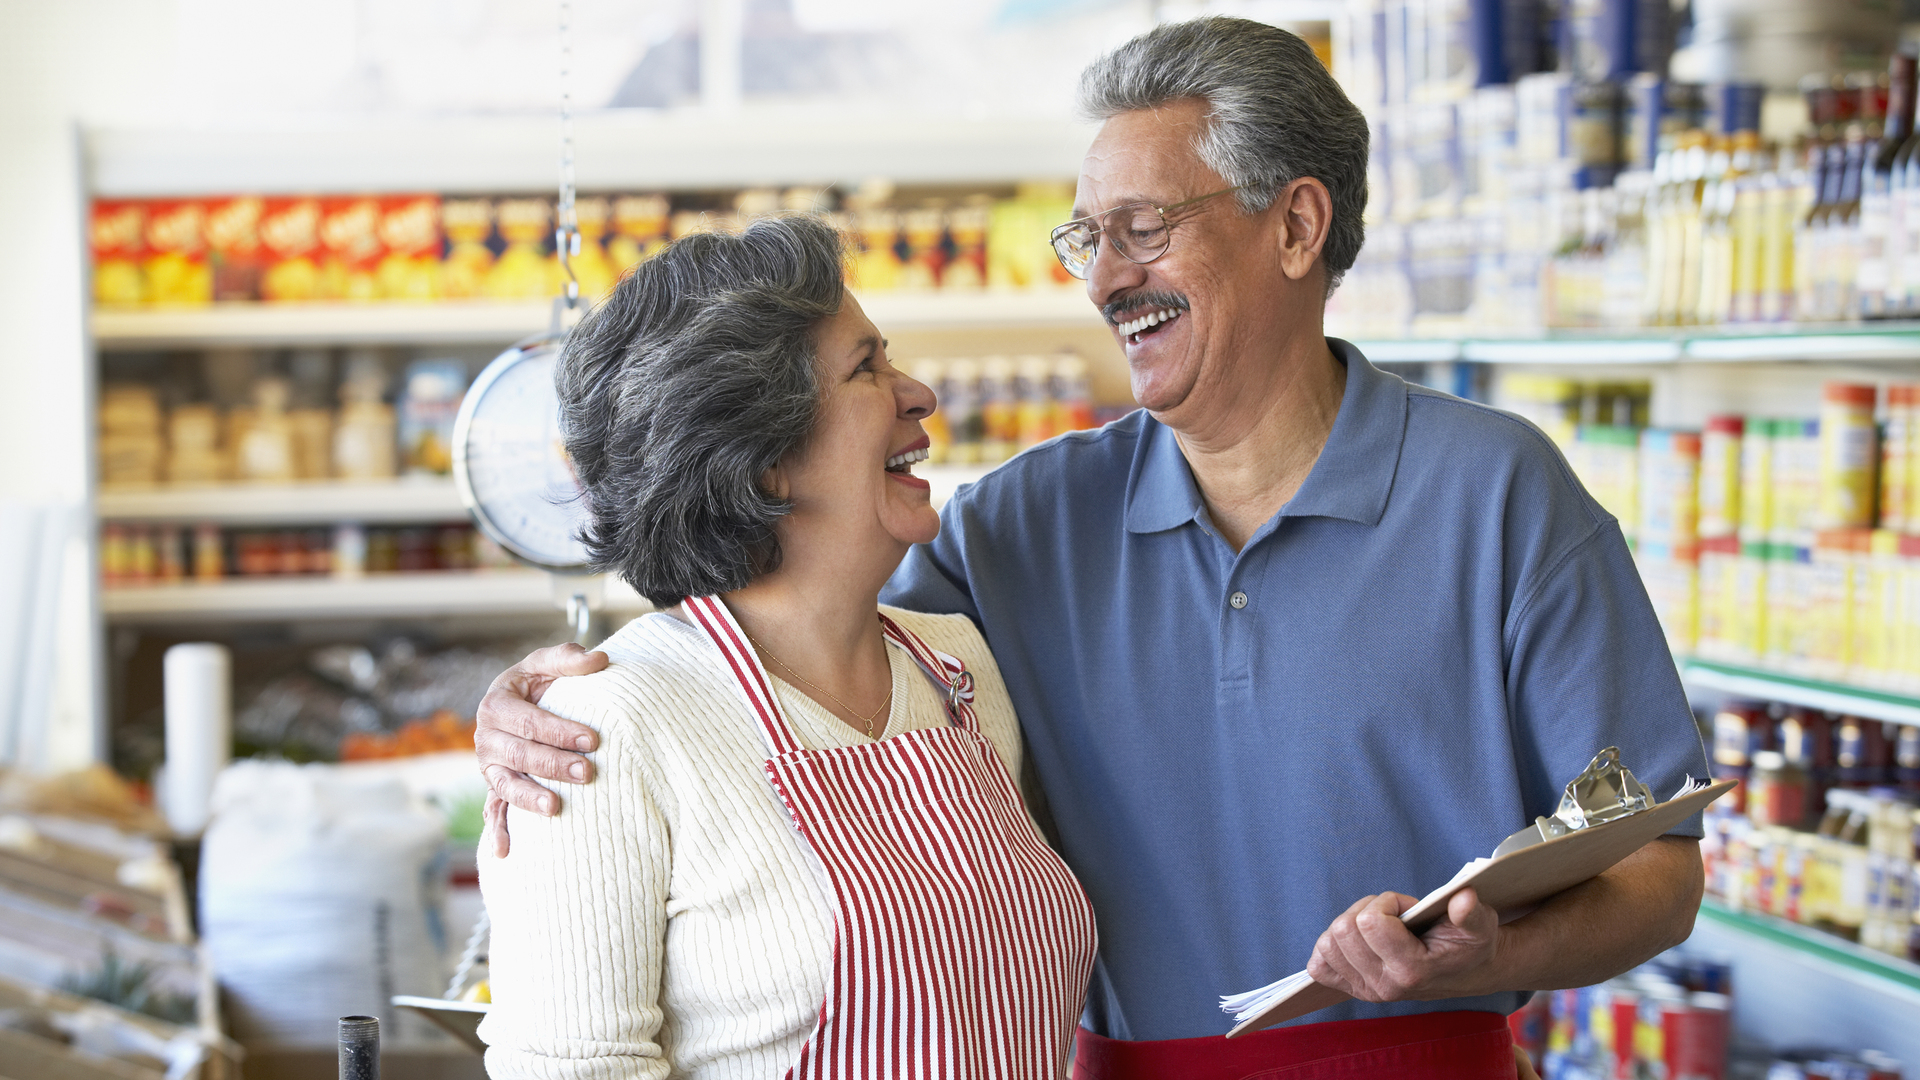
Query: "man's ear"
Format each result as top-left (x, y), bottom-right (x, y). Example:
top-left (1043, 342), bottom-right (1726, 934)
top-left (1275, 177), bottom-right (1332, 285)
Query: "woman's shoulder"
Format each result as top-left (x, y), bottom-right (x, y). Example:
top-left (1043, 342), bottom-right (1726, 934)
top-left (540, 612), bottom-right (736, 736)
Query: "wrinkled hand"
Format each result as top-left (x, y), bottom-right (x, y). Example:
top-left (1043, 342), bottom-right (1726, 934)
top-left (1305, 888), bottom-right (1501, 1003)
top-left (477, 643), bottom-right (610, 858)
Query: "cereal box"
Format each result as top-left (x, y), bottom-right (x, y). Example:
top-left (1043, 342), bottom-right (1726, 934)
top-left (205, 196), bottom-right (265, 302)
top-left (318, 196), bottom-right (385, 301)
top-left (91, 200), bottom-right (148, 307)
top-left (376, 194), bottom-right (443, 301)
top-left (259, 197), bottom-right (324, 302)
top-left (607, 194), bottom-right (668, 276)
top-left (439, 197), bottom-right (495, 300)
top-left (569, 196), bottom-right (618, 301)
top-left (142, 200), bottom-right (212, 306)
top-left (486, 197), bottom-right (555, 300)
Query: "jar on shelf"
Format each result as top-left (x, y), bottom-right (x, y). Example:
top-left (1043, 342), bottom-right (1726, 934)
top-left (1748, 750), bottom-right (1808, 829)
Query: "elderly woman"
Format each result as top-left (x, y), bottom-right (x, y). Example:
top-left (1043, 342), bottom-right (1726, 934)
top-left (476, 214), bottom-right (1096, 1079)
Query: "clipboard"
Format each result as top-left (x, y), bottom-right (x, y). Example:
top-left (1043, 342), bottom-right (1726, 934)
top-left (1222, 777), bottom-right (1734, 1038)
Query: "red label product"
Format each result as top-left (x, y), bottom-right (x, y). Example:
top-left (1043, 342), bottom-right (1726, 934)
top-left (142, 200), bottom-right (212, 306)
top-left (91, 200), bottom-right (148, 306)
top-left (259, 197), bottom-right (324, 302)
top-left (205, 196), bottom-right (265, 302)
top-left (318, 196), bottom-right (386, 301)
top-left (377, 194), bottom-right (443, 301)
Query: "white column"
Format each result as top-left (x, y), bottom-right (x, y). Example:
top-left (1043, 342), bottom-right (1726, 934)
top-left (700, 0), bottom-right (745, 113)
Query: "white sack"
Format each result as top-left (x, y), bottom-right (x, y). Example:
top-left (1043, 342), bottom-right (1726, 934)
top-left (199, 760), bottom-right (448, 1049)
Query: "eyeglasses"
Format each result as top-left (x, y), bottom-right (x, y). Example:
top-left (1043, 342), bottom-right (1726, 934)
top-left (1048, 185), bottom-right (1247, 280)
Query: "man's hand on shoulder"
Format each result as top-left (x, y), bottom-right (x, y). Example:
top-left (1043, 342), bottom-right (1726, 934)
top-left (1306, 887), bottom-right (1501, 1003)
top-left (476, 642), bottom-right (610, 858)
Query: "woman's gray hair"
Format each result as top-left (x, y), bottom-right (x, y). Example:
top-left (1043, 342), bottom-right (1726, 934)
top-left (555, 214), bottom-right (845, 606)
top-left (1078, 16), bottom-right (1368, 294)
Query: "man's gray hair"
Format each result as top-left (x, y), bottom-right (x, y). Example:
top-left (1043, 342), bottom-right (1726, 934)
top-left (555, 214), bottom-right (843, 606)
top-left (1079, 16), bottom-right (1368, 293)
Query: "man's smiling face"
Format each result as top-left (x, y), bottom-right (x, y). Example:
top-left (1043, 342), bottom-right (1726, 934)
top-left (1074, 98), bottom-right (1292, 421)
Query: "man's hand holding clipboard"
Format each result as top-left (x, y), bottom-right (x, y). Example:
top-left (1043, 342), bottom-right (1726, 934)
top-left (1220, 750), bottom-right (1735, 1037)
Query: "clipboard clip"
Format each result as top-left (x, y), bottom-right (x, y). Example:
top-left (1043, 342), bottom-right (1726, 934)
top-left (1492, 746), bottom-right (1657, 858)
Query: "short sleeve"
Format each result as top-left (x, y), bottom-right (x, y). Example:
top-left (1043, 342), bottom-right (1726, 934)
top-left (1504, 519), bottom-right (1712, 837)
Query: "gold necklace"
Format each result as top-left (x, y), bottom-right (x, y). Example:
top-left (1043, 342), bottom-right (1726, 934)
top-left (747, 633), bottom-right (892, 738)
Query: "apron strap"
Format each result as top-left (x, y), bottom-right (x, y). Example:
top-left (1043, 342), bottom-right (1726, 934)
top-left (877, 613), bottom-right (979, 733)
top-left (683, 598), bottom-right (981, 752)
top-left (682, 595), bottom-right (805, 757)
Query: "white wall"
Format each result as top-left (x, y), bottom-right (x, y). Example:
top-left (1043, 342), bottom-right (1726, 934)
top-left (0, 0), bottom-right (193, 768)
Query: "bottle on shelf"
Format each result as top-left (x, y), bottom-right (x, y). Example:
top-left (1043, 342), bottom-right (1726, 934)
top-left (1697, 133), bottom-right (1753, 326)
top-left (1861, 51), bottom-right (1918, 319)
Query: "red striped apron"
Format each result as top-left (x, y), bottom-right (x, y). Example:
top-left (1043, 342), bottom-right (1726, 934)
top-left (1073, 1011), bottom-right (1517, 1080)
top-left (684, 596), bottom-right (1098, 1079)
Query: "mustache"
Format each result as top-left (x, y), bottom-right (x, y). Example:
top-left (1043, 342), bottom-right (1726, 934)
top-left (1102, 290), bottom-right (1190, 326)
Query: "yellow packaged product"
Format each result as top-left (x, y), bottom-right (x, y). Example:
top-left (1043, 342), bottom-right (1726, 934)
top-left (1697, 535), bottom-right (1741, 659)
top-left (439, 198), bottom-right (497, 300)
top-left (1819, 383), bottom-right (1879, 528)
top-left (1851, 529), bottom-right (1901, 685)
top-left (1808, 530), bottom-right (1865, 679)
top-left (606, 194), bottom-right (669, 275)
top-left (1881, 385), bottom-right (1916, 531)
top-left (487, 198), bottom-right (557, 300)
top-left (1698, 415), bottom-right (1742, 537)
top-left (1739, 417), bottom-right (1775, 541)
top-left (90, 200), bottom-right (147, 306)
top-left (565, 196), bottom-right (619, 302)
top-left (850, 208), bottom-right (903, 292)
top-left (375, 195), bottom-right (443, 302)
top-left (142, 200), bottom-right (213, 306)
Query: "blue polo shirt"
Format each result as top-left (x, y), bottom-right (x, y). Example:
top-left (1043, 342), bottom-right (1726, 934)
top-left (881, 339), bottom-right (1709, 1042)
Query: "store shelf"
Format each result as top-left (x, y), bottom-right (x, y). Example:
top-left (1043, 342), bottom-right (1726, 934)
top-left (97, 466), bottom-right (993, 623)
top-left (92, 292), bottom-right (1103, 349)
top-left (1697, 897), bottom-right (1920, 997)
top-left (98, 479), bottom-right (469, 525)
top-left (98, 467), bottom-right (990, 529)
top-left (93, 302), bottom-right (555, 348)
top-left (85, 110), bottom-right (1095, 196)
top-left (1678, 658), bottom-right (1920, 728)
top-left (1345, 325), bottom-right (1920, 365)
top-left (100, 570), bottom-right (654, 624)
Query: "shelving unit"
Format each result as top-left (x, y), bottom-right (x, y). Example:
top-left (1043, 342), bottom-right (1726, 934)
top-left (1698, 898), bottom-right (1920, 995)
top-left (98, 479), bottom-right (468, 526)
top-left (100, 571), bottom-right (653, 624)
top-left (1349, 323), bottom-right (1920, 365)
top-left (91, 291), bottom-right (1104, 349)
top-left (96, 467), bottom-right (994, 623)
top-left (1682, 899), bottom-right (1920, 1067)
top-left (1678, 658), bottom-right (1920, 728)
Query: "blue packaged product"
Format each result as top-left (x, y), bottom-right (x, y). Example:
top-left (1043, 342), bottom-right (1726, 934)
top-left (1707, 82), bottom-right (1766, 135)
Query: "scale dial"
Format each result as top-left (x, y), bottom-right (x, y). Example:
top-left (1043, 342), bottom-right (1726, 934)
top-left (452, 332), bottom-right (593, 572)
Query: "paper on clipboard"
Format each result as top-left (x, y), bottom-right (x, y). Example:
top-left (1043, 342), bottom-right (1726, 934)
top-left (1218, 766), bottom-right (1733, 1038)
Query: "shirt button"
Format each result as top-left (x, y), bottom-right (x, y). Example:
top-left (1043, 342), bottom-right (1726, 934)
top-left (1229, 591), bottom-right (1249, 610)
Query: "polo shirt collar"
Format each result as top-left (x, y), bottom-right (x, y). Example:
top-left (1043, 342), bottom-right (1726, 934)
top-left (1123, 338), bottom-right (1408, 534)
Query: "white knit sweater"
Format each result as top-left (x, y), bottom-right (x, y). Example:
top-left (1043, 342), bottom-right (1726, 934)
top-left (477, 606), bottom-right (1038, 1080)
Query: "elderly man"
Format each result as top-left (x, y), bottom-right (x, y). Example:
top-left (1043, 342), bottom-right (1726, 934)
top-left (473, 16), bottom-right (1708, 1077)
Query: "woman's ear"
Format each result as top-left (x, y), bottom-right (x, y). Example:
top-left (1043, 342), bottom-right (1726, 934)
top-left (762, 463), bottom-right (790, 501)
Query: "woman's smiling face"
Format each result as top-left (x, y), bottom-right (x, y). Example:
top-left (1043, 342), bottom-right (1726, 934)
top-left (772, 291), bottom-right (941, 556)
